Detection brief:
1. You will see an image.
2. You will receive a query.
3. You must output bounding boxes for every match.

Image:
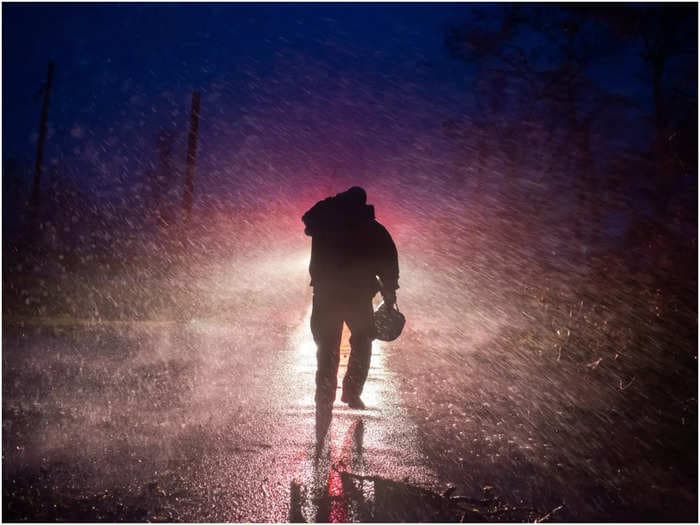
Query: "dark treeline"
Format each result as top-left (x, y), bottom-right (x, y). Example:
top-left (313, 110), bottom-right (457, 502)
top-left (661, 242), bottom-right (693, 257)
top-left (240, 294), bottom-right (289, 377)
top-left (432, 2), bottom-right (697, 367)
top-left (418, 8), bottom-right (697, 517)
top-left (442, 3), bottom-right (696, 269)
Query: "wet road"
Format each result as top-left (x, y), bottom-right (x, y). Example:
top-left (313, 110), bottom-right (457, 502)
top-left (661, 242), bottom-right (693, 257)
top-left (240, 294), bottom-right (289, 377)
top-left (3, 246), bottom-right (697, 522)
top-left (3, 251), bottom-right (446, 522)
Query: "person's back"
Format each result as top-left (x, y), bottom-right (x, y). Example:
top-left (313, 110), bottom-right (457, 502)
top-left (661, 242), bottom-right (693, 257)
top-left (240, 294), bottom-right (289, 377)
top-left (302, 186), bottom-right (399, 439)
top-left (302, 187), bottom-right (398, 296)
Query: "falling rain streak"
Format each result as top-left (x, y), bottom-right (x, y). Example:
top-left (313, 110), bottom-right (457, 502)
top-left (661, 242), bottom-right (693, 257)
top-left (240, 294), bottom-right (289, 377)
top-left (2, 3), bottom-right (697, 522)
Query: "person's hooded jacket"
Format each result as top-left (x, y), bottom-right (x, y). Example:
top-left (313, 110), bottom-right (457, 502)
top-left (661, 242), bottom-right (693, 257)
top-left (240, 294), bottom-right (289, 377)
top-left (302, 187), bottom-right (399, 296)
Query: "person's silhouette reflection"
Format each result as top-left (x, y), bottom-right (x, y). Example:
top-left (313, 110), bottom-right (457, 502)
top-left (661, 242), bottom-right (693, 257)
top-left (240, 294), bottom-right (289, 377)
top-left (291, 416), bottom-right (458, 522)
top-left (315, 401), bottom-right (332, 457)
top-left (311, 417), bottom-right (366, 522)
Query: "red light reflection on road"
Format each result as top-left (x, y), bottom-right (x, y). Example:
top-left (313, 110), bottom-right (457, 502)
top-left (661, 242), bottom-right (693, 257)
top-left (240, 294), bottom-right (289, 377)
top-left (327, 468), bottom-right (349, 522)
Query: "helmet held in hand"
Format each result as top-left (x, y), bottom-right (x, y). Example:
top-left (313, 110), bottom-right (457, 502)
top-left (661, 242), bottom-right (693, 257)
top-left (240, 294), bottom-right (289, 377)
top-left (373, 301), bottom-right (406, 341)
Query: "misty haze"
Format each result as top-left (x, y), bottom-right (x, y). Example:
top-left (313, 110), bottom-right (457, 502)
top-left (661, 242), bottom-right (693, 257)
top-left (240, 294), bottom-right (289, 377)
top-left (2, 3), bottom-right (697, 522)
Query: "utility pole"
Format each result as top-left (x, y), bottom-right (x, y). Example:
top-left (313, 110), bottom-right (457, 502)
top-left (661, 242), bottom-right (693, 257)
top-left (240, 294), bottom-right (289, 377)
top-left (182, 90), bottom-right (200, 221)
top-left (31, 60), bottom-right (54, 210)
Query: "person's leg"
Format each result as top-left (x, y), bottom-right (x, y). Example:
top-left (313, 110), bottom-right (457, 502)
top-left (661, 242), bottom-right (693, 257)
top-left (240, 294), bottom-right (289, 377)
top-left (341, 295), bottom-right (374, 401)
top-left (311, 292), bottom-right (343, 405)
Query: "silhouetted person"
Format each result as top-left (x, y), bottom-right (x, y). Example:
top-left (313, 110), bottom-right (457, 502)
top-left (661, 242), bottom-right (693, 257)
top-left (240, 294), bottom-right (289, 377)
top-left (302, 186), bottom-right (399, 415)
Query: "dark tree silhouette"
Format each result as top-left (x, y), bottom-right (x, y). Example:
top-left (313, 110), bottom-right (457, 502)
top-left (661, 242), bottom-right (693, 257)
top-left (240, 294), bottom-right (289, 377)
top-left (444, 4), bottom-right (696, 264)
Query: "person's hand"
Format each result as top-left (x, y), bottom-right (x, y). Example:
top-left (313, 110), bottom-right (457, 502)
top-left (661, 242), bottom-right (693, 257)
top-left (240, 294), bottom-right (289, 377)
top-left (382, 289), bottom-right (397, 306)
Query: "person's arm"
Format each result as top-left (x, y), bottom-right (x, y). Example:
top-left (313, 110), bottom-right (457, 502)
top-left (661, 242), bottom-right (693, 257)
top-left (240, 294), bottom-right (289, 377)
top-left (375, 223), bottom-right (399, 304)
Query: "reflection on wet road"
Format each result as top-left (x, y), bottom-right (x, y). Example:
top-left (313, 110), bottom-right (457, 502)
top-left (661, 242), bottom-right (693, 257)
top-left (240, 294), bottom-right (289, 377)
top-left (284, 305), bottom-right (437, 522)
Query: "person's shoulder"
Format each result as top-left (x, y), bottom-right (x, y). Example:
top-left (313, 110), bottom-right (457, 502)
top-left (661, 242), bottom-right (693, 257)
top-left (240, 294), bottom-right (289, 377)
top-left (371, 219), bottom-right (393, 238)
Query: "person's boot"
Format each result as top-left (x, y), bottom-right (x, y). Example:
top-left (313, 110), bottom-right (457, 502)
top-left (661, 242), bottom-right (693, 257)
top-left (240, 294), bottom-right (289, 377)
top-left (341, 391), bottom-right (366, 410)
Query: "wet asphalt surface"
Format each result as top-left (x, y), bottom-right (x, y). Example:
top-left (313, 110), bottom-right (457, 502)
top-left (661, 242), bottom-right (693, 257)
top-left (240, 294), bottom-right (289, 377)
top-left (3, 249), bottom-right (445, 523)
top-left (3, 248), bottom-right (697, 522)
top-left (3, 300), bottom-right (438, 522)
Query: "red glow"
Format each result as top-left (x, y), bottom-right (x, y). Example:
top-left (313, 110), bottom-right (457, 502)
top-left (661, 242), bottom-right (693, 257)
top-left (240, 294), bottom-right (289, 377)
top-left (327, 469), bottom-right (349, 523)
